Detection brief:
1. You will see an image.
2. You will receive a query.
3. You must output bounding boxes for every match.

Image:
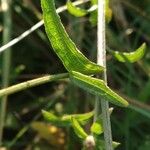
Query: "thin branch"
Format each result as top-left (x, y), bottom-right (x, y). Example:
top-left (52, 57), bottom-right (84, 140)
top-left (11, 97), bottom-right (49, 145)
top-left (0, 73), bottom-right (69, 98)
top-left (95, 0), bottom-right (113, 149)
top-left (0, 0), bottom-right (90, 54)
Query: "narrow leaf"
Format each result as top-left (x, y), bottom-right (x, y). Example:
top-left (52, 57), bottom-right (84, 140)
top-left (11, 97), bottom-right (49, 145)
top-left (41, 0), bottom-right (103, 75)
top-left (109, 43), bottom-right (146, 63)
top-left (42, 110), bottom-right (66, 126)
top-left (67, 0), bottom-right (88, 17)
top-left (71, 117), bottom-right (88, 139)
top-left (69, 111), bottom-right (94, 125)
top-left (42, 110), bottom-right (93, 127)
top-left (70, 71), bottom-right (129, 107)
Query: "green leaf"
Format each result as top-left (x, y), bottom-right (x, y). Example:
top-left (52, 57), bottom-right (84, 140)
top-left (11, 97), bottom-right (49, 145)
top-left (95, 139), bottom-right (120, 150)
top-left (71, 117), bottom-right (88, 139)
top-left (67, 0), bottom-right (88, 17)
top-left (91, 121), bottom-right (103, 135)
top-left (42, 110), bottom-right (94, 127)
top-left (109, 43), bottom-right (146, 63)
top-left (70, 71), bottom-right (129, 107)
top-left (89, 0), bottom-right (112, 26)
top-left (42, 110), bottom-right (68, 126)
top-left (106, 0), bottom-right (112, 23)
top-left (71, 111), bottom-right (94, 125)
top-left (91, 107), bottom-right (113, 135)
top-left (67, 0), bottom-right (97, 17)
top-left (89, 10), bottom-right (97, 26)
top-left (41, 0), bottom-right (103, 75)
top-left (91, 0), bottom-right (97, 4)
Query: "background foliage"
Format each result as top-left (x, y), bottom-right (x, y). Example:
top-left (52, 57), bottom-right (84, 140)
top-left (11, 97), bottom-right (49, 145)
top-left (0, 0), bottom-right (150, 149)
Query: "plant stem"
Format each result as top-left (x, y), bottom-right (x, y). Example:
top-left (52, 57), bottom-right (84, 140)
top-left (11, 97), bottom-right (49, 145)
top-left (0, 73), bottom-right (69, 98)
top-left (94, 0), bottom-right (113, 149)
top-left (0, 0), bottom-right (12, 146)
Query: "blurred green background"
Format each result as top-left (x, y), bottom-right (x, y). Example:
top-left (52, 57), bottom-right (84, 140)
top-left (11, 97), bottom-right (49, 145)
top-left (0, 0), bottom-right (150, 149)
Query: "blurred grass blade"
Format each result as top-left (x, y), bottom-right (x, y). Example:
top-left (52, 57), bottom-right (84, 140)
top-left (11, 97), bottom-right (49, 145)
top-left (109, 43), bottom-right (146, 63)
top-left (71, 117), bottom-right (88, 139)
top-left (0, 0), bottom-right (12, 145)
top-left (70, 71), bottom-right (129, 107)
top-left (41, 0), bottom-right (103, 75)
top-left (8, 126), bottom-right (29, 148)
top-left (129, 105), bottom-right (150, 119)
top-left (42, 110), bottom-right (94, 127)
top-left (67, 0), bottom-right (88, 17)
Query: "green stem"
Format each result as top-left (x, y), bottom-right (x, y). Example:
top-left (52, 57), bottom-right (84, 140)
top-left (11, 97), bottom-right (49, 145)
top-left (94, 0), bottom-right (113, 149)
top-left (0, 0), bottom-right (12, 146)
top-left (0, 73), bottom-right (69, 98)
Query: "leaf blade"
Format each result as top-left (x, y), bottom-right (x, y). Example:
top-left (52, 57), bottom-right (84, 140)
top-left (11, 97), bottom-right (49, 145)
top-left (71, 117), bottom-right (88, 139)
top-left (42, 110), bottom-right (94, 127)
top-left (109, 43), bottom-right (146, 63)
top-left (41, 0), bottom-right (103, 75)
top-left (70, 71), bottom-right (129, 107)
top-left (67, 0), bottom-right (88, 17)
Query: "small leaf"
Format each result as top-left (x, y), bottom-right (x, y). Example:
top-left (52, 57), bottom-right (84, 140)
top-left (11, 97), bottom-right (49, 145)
top-left (67, 0), bottom-right (88, 17)
top-left (89, 10), bottom-right (97, 26)
top-left (70, 71), bottom-right (129, 107)
top-left (95, 139), bottom-right (120, 149)
top-left (71, 117), bottom-right (88, 139)
top-left (112, 142), bottom-right (121, 149)
top-left (67, 0), bottom-right (97, 17)
top-left (106, 0), bottom-right (112, 23)
top-left (73, 111), bottom-right (94, 125)
top-left (91, 108), bottom-right (113, 135)
top-left (89, 0), bottom-right (112, 26)
top-left (91, 121), bottom-right (103, 135)
top-left (42, 110), bottom-right (93, 127)
top-left (42, 110), bottom-right (67, 126)
top-left (109, 43), bottom-right (146, 63)
top-left (41, 0), bottom-right (103, 75)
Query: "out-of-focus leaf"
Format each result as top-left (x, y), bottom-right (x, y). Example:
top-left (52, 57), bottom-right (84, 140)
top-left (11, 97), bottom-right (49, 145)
top-left (42, 110), bottom-right (93, 127)
top-left (106, 0), bottom-right (112, 23)
top-left (41, 0), bottom-right (103, 75)
top-left (91, 108), bottom-right (113, 135)
top-left (109, 43), bottom-right (146, 63)
top-left (91, 121), bottom-right (103, 135)
top-left (71, 117), bottom-right (88, 139)
top-left (67, 0), bottom-right (88, 17)
top-left (95, 139), bottom-right (120, 150)
top-left (70, 71), bottom-right (129, 107)
top-left (62, 111), bottom-right (94, 125)
top-left (90, 0), bottom-right (112, 26)
top-left (31, 122), bottom-right (65, 146)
